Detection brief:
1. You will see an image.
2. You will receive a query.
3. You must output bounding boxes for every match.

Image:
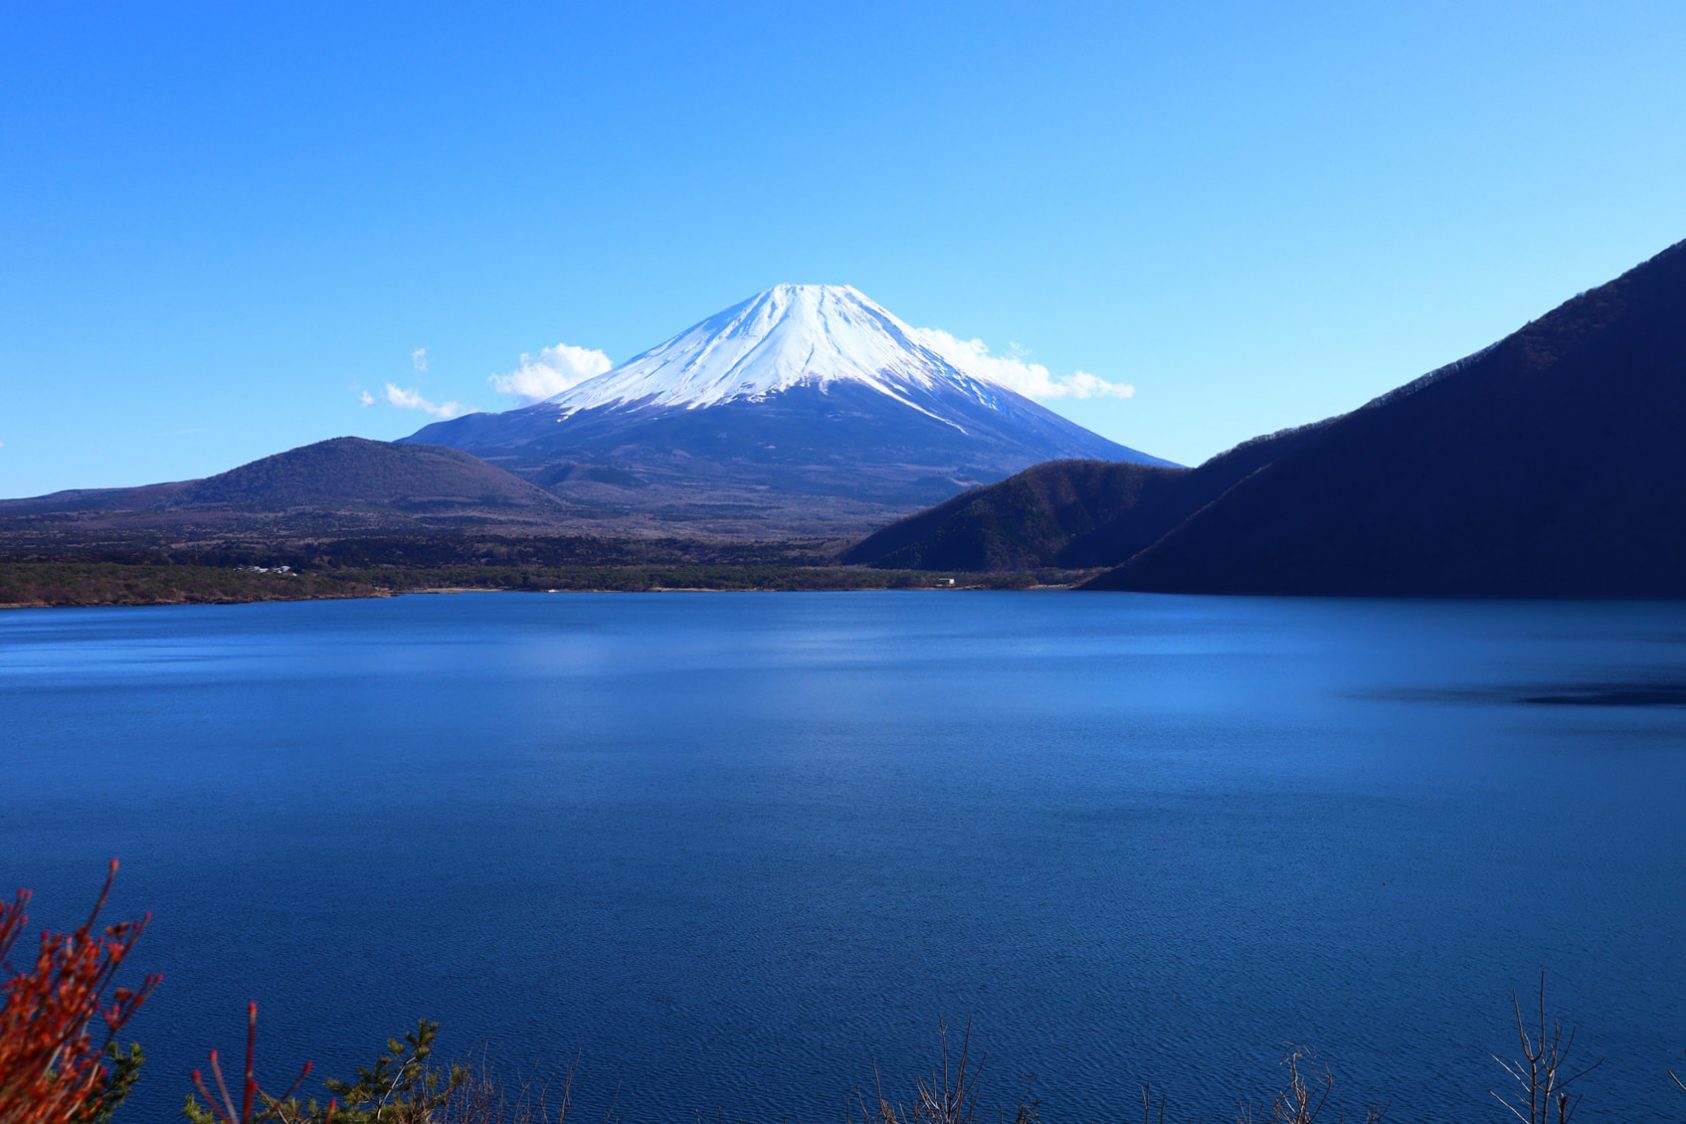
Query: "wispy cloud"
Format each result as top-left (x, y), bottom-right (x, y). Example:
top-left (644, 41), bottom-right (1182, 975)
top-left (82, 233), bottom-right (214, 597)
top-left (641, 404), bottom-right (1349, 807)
top-left (490, 342), bottom-right (613, 403)
top-left (910, 326), bottom-right (1136, 400)
top-left (380, 383), bottom-right (464, 419)
top-left (354, 352), bottom-right (469, 417)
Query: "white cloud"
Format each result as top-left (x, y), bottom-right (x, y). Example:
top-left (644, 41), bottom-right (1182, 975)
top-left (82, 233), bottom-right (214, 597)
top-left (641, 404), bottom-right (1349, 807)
top-left (382, 383), bottom-right (464, 419)
top-left (358, 390), bottom-right (376, 407)
top-left (490, 342), bottom-right (613, 402)
top-left (910, 326), bottom-right (1136, 400)
top-left (1059, 370), bottom-right (1136, 399)
top-left (411, 347), bottom-right (429, 373)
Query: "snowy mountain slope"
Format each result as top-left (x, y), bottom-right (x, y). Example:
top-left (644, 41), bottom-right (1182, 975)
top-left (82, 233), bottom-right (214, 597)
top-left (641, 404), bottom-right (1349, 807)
top-left (546, 284), bottom-right (1014, 421)
top-left (404, 284), bottom-right (1169, 535)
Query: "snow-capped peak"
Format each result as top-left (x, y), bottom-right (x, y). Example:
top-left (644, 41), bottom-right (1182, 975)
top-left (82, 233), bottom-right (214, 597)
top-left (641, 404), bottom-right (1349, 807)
top-left (543, 284), bottom-right (1008, 417)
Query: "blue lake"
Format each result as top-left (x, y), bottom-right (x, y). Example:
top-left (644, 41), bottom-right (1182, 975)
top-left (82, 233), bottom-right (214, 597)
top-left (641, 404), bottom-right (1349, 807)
top-left (3, 592), bottom-right (1685, 1121)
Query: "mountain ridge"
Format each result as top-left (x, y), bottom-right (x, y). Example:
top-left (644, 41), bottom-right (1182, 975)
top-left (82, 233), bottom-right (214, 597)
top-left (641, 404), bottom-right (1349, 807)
top-left (0, 437), bottom-right (583, 534)
top-left (1083, 236), bottom-right (1686, 594)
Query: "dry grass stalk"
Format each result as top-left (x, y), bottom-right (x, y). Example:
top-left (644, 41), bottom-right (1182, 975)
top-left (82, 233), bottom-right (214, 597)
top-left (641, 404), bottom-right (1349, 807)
top-left (1489, 975), bottom-right (1602, 1124)
top-left (1269, 1048), bottom-right (1333, 1124)
top-left (856, 1020), bottom-right (1040, 1124)
top-left (433, 1054), bottom-right (581, 1124)
top-left (1232, 1049), bottom-right (1385, 1124)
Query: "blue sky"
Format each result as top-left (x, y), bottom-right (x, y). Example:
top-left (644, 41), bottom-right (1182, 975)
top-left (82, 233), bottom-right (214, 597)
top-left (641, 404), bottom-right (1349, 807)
top-left (2, 1), bottom-right (1682, 495)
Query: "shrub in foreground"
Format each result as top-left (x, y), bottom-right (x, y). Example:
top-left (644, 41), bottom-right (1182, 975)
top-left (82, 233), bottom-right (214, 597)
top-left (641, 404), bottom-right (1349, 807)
top-left (0, 861), bottom-right (157, 1124)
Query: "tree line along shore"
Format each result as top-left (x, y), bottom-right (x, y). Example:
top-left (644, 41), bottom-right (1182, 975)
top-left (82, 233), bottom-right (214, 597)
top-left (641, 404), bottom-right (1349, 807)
top-left (0, 560), bottom-right (1092, 609)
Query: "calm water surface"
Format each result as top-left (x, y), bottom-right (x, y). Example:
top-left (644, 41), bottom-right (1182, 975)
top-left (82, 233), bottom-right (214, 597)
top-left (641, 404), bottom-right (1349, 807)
top-left (3, 592), bottom-right (1684, 1121)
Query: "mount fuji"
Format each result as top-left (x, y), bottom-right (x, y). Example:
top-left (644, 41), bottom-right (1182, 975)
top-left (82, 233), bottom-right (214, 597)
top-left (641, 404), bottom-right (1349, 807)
top-left (403, 285), bottom-right (1169, 535)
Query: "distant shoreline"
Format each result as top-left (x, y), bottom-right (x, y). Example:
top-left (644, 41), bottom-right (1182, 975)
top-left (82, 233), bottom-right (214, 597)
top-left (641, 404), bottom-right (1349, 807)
top-left (0, 561), bottom-right (1094, 611)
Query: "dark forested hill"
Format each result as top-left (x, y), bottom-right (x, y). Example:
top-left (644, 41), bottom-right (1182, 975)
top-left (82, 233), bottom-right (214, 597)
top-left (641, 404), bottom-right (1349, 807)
top-left (841, 460), bottom-right (1185, 571)
top-left (843, 421), bottom-right (1330, 572)
top-left (0, 437), bottom-right (583, 533)
top-left (1087, 238), bottom-right (1686, 595)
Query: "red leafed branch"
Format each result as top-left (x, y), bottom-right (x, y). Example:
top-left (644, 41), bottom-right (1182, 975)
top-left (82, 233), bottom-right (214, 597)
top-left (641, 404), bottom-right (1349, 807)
top-left (191, 1002), bottom-right (335, 1124)
top-left (0, 859), bottom-right (160, 1124)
